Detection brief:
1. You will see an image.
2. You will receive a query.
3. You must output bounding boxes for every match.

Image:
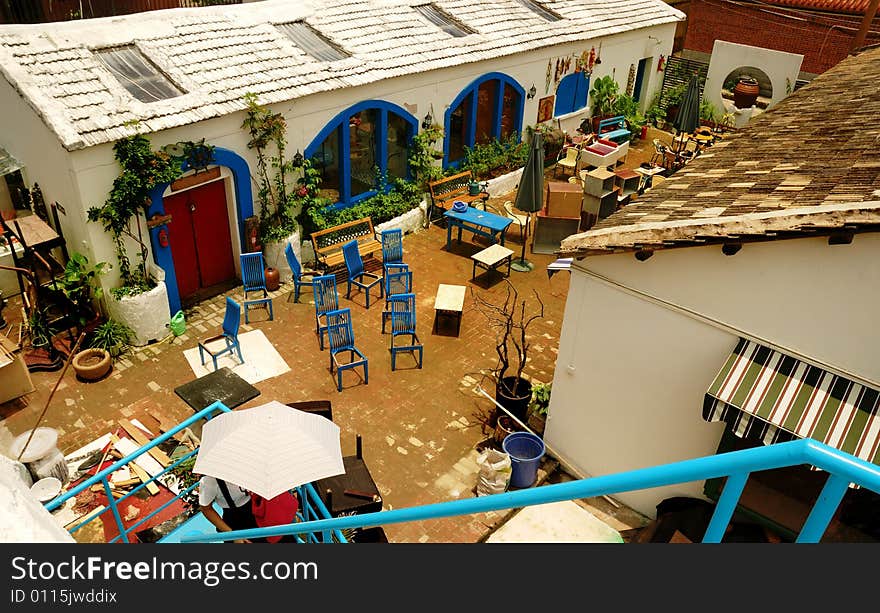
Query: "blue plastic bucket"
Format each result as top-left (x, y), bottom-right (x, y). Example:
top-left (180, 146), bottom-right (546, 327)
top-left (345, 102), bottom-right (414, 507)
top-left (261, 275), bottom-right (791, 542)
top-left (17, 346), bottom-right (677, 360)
top-left (502, 432), bottom-right (545, 489)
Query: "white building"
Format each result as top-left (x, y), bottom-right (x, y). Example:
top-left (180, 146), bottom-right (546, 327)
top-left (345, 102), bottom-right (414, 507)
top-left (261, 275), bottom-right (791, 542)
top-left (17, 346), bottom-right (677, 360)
top-left (546, 46), bottom-right (880, 539)
top-left (0, 0), bottom-right (682, 328)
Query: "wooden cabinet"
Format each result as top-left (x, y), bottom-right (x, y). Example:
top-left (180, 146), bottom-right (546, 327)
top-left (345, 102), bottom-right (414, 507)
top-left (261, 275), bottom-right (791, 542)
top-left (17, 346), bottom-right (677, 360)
top-left (532, 208), bottom-right (581, 255)
top-left (582, 167), bottom-right (618, 219)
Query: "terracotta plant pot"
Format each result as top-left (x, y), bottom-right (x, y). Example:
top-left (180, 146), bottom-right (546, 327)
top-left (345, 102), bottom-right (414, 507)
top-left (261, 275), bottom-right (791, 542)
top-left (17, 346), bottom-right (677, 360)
top-left (265, 267), bottom-right (280, 291)
top-left (733, 78), bottom-right (759, 109)
top-left (72, 348), bottom-right (112, 381)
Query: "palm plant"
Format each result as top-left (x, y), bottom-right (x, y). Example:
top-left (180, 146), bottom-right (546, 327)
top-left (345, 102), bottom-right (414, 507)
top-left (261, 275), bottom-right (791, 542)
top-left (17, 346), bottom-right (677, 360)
top-left (590, 75), bottom-right (620, 118)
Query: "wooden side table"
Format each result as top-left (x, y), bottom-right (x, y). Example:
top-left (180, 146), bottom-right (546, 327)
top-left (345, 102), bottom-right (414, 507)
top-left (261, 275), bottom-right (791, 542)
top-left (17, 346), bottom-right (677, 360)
top-left (433, 284), bottom-right (466, 336)
top-left (471, 244), bottom-right (513, 287)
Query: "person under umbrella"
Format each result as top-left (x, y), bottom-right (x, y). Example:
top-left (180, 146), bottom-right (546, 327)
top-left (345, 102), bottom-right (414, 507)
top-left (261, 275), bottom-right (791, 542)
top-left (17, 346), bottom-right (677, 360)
top-left (510, 130), bottom-right (544, 272)
top-left (198, 475), bottom-right (260, 543)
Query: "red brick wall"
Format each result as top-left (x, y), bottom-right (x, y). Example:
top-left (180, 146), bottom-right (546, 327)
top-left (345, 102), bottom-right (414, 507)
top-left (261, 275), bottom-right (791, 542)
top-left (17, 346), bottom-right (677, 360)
top-left (683, 0), bottom-right (880, 74)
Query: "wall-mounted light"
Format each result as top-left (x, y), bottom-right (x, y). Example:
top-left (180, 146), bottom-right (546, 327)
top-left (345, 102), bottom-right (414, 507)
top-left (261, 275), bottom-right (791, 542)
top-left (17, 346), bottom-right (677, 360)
top-left (527, 84), bottom-right (537, 100)
top-left (721, 242), bottom-right (742, 256)
top-left (634, 249), bottom-right (653, 261)
top-left (292, 150), bottom-right (304, 168)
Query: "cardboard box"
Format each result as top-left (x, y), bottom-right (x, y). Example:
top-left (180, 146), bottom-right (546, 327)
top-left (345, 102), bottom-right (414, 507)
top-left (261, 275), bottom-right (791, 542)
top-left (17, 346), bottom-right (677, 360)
top-left (0, 336), bottom-right (35, 404)
top-left (545, 182), bottom-right (582, 219)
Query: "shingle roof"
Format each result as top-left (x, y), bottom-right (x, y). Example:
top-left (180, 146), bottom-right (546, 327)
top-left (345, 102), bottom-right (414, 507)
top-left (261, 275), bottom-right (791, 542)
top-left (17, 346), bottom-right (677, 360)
top-left (760, 0), bottom-right (875, 15)
top-left (0, 0), bottom-right (684, 151)
top-left (559, 45), bottom-right (880, 258)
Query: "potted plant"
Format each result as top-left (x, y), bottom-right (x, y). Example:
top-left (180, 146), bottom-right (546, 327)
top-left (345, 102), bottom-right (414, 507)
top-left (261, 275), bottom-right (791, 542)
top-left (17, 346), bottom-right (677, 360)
top-left (472, 280), bottom-right (545, 425)
top-left (527, 382), bottom-right (551, 436)
top-left (87, 318), bottom-right (134, 359)
top-left (57, 252), bottom-right (110, 331)
top-left (87, 131), bottom-right (181, 345)
top-left (589, 75), bottom-right (620, 130)
top-left (241, 93), bottom-right (300, 283)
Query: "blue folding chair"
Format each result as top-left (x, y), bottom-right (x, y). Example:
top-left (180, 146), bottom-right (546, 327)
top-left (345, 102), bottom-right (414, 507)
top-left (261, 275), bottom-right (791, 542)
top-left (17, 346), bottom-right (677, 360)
top-left (285, 242), bottom-right (317, 303)
top-left (198, 297), bottom-right (244, 371)
top-left (388, 293), bottom-right (423, 371)
top-left (381, 269), bottom-right (412, 333)
top-left (240, 252), bottom-right (274, 323)
top-left (342, 240), bottom-right (383, 309)
top-left (312, 274), bottom-right (339, 351)
top-left (380, 229), bottom-right (405, 276)
top-left (326, 307), bottom-right (368, 392)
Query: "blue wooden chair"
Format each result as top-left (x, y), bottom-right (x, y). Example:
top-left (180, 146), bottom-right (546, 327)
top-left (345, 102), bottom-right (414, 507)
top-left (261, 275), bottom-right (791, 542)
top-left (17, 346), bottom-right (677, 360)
top-left (240, 252), bottom-right (274, 323)
top-left (198, 297), bottom-right (244, 371)
top-left (326, 307), bottom-right (368, 392)
top-left (312, 274), bottom-right (339, 351)
top-left (388, 293), bottom-right (423, 371)
top-left (380, 229), bottom-right (404, 275)
top-left (381, 269), bottom-right (412, 333)
top-left (285, 242), bottom-right (317, 303)
top-left (342, 240), bottom-right (383, 309)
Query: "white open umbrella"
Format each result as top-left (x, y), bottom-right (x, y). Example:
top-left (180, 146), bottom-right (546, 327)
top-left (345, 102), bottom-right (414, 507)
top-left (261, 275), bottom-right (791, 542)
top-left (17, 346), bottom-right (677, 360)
top-left (192, 400), bottom-right (345, 500)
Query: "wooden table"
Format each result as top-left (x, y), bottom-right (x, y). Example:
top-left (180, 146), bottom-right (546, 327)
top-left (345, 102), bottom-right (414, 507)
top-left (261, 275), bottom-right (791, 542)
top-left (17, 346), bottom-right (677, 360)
top-left (471, 244), bottom-right (513, 287)
top-left (174, 366), bottom-right (260, 412)
top-left (433, 283), bottom-right (466, 336)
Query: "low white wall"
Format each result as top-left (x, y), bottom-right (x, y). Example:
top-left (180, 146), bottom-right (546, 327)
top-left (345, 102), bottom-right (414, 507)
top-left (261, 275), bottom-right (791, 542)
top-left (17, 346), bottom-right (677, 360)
top-left (375, 199), bottom-right (428, 236)
top-left (485, 167), bottom-right (524, 198)
top-left (0, 454), bottom-right (75, 542)
top-left (106, 280), bottom-right (171, 346)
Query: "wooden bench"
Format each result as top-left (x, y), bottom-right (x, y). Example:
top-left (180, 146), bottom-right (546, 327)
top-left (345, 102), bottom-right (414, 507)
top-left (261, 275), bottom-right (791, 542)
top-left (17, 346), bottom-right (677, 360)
top-left (596, 115), bottom-right (631, 144)
top-left (426, 170), bottom-right (489, 225)
top-left (310, 217), bottom-right (382, 272)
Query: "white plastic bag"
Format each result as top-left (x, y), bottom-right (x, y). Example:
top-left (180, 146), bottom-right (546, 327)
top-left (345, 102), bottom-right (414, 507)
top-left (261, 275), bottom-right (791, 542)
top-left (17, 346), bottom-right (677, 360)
top-left (476, 449), bottom-right (512, 496)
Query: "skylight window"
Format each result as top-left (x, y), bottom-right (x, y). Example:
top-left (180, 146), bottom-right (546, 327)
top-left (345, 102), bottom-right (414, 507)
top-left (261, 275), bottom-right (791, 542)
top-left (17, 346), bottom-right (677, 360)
top-left (95, 46), bottom-right (183, 103)
top-left (277, 21), bottom-right (350, 62)
top-left (414, 4), bottom-right (475, 38)
top-left (511, 0), bottom-right (563, 22)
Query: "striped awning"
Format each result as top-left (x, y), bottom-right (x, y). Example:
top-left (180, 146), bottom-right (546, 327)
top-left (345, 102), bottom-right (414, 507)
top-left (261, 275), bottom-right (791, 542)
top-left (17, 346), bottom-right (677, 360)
top-left (703, 339), bottom-right (880, 466)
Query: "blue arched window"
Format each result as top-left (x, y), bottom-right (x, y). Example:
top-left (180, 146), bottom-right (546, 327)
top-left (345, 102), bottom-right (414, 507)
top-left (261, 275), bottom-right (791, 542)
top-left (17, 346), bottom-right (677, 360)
top-left (444, 72), bottom-right (525, 167)
top-left (305, 100), bottom-right (418, 209)
top-left (554, 72), bottom-right (590, 117)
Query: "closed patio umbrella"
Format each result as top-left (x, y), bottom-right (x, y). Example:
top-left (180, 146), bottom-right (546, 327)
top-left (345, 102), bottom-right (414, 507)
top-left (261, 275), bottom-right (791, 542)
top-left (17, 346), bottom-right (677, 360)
top-left (672, 73), bottom-right (702, 150)
top-left (511, 131), bottom-right (544, 272)
top-left (192, 400), bottom-right (345, 500)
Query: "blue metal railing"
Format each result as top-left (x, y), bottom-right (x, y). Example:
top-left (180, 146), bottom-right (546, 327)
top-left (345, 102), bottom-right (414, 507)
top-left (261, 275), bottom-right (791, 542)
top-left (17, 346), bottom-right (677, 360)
top-left (180, 438), bottom-right (880, 544)
top-left (45, 401), bottom-right (345, 544)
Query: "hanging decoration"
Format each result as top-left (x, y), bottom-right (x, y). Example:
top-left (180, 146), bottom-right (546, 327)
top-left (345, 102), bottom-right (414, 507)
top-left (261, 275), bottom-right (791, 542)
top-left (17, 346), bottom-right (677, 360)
top-left (595, 42), bottom-right (603, 65)
top-left (554, 58), bottom-right (561, 87)
top-left (657, 55), bottom-right (666, 72)
top-left (626, 63), bottom-right (636, 97)
top-left (545, 59), bottom-right (552, 93)
top-left (587, 46), bottom-right (596, 73)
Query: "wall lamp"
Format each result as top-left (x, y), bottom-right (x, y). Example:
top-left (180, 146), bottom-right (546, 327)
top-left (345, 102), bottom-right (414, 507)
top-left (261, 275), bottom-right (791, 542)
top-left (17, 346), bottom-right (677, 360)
top-left (527, 84), bottom-right (537, 100)
top-left (721, 242), bottom-right (742, 256)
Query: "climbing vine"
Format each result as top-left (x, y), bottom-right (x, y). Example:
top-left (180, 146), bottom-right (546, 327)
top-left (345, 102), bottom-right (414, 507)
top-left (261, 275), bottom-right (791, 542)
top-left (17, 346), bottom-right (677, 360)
top-left (87, 133), bottom-right (182, 298)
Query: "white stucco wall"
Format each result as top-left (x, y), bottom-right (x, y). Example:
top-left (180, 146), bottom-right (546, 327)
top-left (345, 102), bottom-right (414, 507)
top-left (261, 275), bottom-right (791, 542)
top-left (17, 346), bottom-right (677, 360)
top-left (0, 454), bottom-right (75, 542)
top-left (2, 22), bottom-right (675, 296)
top-left (545, 232), bottom-right (880, 516)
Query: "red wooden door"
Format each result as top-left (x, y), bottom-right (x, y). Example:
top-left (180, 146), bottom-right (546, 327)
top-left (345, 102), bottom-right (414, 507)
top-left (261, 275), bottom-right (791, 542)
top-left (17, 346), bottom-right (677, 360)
top-left (164, 179), bottom-right (235, 302)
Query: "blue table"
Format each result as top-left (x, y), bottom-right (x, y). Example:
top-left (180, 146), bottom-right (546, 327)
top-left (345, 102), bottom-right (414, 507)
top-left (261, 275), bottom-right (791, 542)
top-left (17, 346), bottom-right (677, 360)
top-left (443, 206), bottom-right (513, 249)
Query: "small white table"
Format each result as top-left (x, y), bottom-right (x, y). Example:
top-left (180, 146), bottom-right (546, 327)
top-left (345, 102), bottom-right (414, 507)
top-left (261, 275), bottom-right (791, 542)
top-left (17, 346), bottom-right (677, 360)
top-left (471, 244), bottom-right (514, 287)
top-left (434, 284), bottom-right (466, 336)
top-left (634, 165), bottom-right (666, 191)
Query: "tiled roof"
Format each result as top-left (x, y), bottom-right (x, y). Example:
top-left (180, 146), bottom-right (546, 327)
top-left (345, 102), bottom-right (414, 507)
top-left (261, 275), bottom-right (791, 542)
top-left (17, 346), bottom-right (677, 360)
top-left (559, 45), bottom-right (880, 258)
top-left (760, 0), bottom-right (875, 15)
top-left (0, 0), bottom-right (684, 151)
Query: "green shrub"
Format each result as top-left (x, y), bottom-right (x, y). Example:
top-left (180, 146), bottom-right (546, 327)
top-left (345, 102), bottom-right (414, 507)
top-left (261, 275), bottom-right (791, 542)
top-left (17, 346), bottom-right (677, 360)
top-left (459, 135), bottom-right (529, 180)
top-left (88, 319), bottom-right (134, 357)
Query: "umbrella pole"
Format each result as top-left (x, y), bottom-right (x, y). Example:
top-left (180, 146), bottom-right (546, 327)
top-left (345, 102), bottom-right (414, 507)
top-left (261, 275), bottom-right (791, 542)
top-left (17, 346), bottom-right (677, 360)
top-left (511, 212), bottom-right (534, 272)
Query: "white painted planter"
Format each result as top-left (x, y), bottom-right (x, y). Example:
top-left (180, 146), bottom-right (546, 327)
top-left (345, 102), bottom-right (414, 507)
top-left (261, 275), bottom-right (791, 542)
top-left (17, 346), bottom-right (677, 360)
top-left (485, 167), bottom-right (524, 198)
top-left (106, 281), bottom-right (171, 346)
top-left (262, 228), bottom-right (301, 284)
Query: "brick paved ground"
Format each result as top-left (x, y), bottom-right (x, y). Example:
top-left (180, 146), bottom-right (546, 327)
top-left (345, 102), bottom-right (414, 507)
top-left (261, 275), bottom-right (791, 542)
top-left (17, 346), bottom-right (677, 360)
top-left (1, 136), bottom-right (674, 541)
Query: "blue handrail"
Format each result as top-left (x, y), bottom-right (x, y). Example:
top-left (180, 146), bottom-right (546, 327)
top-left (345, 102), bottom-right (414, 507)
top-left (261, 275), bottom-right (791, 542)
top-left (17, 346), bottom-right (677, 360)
top-left (180, 438), bottom-right (880, 544)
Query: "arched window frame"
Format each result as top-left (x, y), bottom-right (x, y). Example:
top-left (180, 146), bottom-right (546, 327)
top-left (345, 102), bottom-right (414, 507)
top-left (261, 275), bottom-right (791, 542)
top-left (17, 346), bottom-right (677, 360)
top-left (443, 72), bottom-right (525, 168)
top-left (305, 100), bottom-right (418, 209)
top-left (554, 72), bottom-right (590, 117)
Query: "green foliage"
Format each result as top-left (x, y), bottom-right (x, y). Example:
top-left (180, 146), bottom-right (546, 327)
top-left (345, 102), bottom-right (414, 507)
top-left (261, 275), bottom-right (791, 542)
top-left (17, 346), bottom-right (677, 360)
top-left (27, 309), bottom-right (55, 347)
top-left (87, 319), bottom-right (134, 357)
top-left (409, 126), bottom-right (445, 190)
top-left (87, 133), bottom-right (181, 293)
top-left (589, 75), bottom-right (620, 117)
top-left (663, 82), bottom-right (687, 108)
top-left (58, 253), bottom-right (110, 327)
top-left (644, 91), bottom-right (666, 127)
top-left (700, 98), bottom-right (719, 122)
top-left (612, 94), bottom-right (647, 139)
top-left (459, 136), bottom-right (529, 180)
top-left (529, 382), bottom-right (552, 417)
top-left (168, 456), bottom-right (200, 512)
top-left (295, 158), bottom-right (335, 237)
top-left (241, 93), bottom-right (298, 245)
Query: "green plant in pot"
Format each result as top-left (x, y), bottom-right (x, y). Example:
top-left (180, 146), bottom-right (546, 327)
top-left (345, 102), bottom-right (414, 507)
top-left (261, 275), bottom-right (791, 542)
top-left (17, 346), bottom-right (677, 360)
top-left (87, 318), bottom-right (134, 359)
top-left (472, 280), bottom-right (545, 425)
top-left (589, 75), bottom-right (620, 125)
top-left (27, 308), bottom-right (56, 351)
top-left (528, 382), bottom-right (551, 435)
top-left (58, 252), bottom-right (110, 329)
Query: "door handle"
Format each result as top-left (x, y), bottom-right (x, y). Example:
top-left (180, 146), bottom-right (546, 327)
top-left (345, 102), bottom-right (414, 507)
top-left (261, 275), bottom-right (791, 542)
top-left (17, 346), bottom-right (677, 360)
top-left (189, 202), bottom-right (196, 213)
